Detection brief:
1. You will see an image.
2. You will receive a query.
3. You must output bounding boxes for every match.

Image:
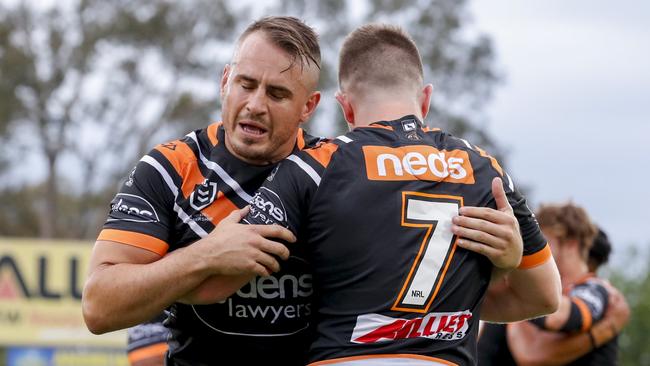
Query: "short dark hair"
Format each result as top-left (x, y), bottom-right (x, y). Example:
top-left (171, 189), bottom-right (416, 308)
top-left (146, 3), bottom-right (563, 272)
top-left (589, 228), bottom-right (612, 269)
top-left (338, 24), bottom-right (423, 92)
top-left (239, 16), bottom-right (321, 71)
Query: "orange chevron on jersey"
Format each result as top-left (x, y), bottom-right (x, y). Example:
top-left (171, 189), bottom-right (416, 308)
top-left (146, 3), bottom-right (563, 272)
top-left (362, 145), bottom-right (475, 183)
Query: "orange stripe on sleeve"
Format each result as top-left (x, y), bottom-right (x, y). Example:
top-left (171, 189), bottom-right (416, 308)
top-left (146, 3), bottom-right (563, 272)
top-left (98, 229), bottom-right (169, 256)
top-left (305, 142), bottom-right (339, 168)
top-left (573, 297), bottom-right (593, 332)
top-left (518, 244), bottom-right (552, 269)
top-left (127, 343), bottom-right (168, 364)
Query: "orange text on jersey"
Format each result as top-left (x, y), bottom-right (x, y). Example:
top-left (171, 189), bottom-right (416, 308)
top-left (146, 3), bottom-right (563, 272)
top-left (362, 145), bottom-right (475, 183)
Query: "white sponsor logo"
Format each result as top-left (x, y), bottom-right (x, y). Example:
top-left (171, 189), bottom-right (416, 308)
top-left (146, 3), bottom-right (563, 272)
top-left (249, 188), bottom-right (287, 225)
top-left (351, 310), bottom-right (472, 344)
top-left (190, 179), bottom-right (218, 211)
top-left (377, 152), bottom-right (467, 179)
top-left (108, 194), bottom-right (159, 223)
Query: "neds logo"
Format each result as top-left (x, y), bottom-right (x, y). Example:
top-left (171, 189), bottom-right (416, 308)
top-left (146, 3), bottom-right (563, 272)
top-left (363, 145), bottom-right (475, 183)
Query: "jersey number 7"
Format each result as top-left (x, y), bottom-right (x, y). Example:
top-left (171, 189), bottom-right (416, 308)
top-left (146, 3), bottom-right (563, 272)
top-left (391, 192), bottom-right (462, 313)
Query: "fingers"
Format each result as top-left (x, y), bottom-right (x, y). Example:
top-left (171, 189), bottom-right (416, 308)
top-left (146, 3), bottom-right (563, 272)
top-left (457, 206), bottom-right (515, 226)
top-left (452, 214), bottom-right (509, 239)
top-left (456, 238), bottom-right (499, 260)
top-left (224, 206), bottom-right (251, 223)
top-left (257, 237), bottom-right (290, 260)
top-left (491, 177), bottom-right (512, 213)
top-left (249, 224), bottom-right (296, 243)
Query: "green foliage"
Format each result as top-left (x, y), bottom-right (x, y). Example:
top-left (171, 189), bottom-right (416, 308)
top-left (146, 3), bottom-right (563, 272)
top-left (609, 247), bottom-right (650, 366)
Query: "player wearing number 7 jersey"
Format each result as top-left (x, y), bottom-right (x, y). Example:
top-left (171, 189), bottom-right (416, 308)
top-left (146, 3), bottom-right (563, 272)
top-left (241, 24), bottom-right (560, 365)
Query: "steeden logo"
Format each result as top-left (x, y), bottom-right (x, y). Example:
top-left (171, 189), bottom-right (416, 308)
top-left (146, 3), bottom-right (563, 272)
top-left (362, 145), bottom-right (475, 183)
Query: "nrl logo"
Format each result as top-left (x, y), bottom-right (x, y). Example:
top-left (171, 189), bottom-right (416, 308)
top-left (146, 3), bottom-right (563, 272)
top-left (190, 179), bottom-right (218, 211)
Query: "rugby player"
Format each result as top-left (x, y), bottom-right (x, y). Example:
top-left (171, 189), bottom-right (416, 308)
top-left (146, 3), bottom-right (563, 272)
top-left (235, 24), bottom-right (561, 365)
top-left (83, 16), bottom-right (323, 365)
top-left (506, 206), bottom-right (626, 365)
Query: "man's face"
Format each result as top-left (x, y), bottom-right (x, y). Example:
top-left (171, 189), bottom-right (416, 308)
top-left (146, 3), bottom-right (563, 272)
top-left (220, 31), bottom-right (320, 165)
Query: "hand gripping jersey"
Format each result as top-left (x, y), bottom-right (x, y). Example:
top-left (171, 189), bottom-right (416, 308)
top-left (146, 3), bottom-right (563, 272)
top-left (99, 123), bottom-right (322, 366)
top-left (244, 115), bottom-right (551, 365)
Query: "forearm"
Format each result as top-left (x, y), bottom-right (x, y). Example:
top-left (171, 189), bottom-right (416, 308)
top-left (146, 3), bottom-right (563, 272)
top-left (83, 249), bottom-right (210, 334)
top-left (482, 260), bottom-right (561, 322)
top-left (178, 274), bottom-right (253, 304)
top-left (508, 322), bottom-right (591, 366)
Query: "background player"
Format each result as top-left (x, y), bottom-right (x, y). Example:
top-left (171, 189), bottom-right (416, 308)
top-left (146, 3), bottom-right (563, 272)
top-left (238, 23), bottom-right (561, 365)
top-left (478, 205), bottom-right (629, 365)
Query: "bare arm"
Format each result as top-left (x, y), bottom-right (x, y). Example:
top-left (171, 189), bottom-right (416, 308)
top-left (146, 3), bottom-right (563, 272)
top-left (507, 284), bottom-right (630, 366)
top-left (82, 208), bottom-right (295, 333)
top-left (482, 259), bottom-right (561, 322)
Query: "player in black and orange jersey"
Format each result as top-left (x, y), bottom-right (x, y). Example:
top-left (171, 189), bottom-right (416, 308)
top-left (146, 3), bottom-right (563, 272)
top-left (82, 17), bottom-right (323, 365)
top-left (478, 209), bottom-right (629, 366)
top-left (504, 208), bottom-right (627, 366)
top-left (239, 24), bottom-right (561, 365)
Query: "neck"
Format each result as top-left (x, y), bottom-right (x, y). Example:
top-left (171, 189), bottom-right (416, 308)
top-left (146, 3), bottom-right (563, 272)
top-left (352, 96), bottom-right (422, 128)
top-left (559, 252), bottom-right (589, 288)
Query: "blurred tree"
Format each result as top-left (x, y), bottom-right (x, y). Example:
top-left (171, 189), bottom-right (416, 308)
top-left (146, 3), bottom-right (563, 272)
top-left (0, 0), bottom-right (240, 238)
top-left (0, 0), bottom-right (500, 239)
top-left (609, 247), bottom-right (650, 366)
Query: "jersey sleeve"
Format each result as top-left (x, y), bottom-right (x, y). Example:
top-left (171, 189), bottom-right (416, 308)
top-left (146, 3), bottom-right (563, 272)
top-left (97, 149), bottom-right (177, 256)
top-left (501, 173), bottom-right (551, 269)
top-left (242, 150), bottom-right (324, 237)
top-left (530, 280), bottom-right (608, 333)
top-left (564, 280), bottom-right (609, 332)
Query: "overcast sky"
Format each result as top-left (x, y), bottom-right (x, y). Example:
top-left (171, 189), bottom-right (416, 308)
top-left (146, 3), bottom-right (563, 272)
top-left (469, 0), bottom-right (650, 259)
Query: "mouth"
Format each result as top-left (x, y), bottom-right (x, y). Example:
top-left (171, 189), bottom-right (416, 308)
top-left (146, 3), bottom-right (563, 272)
top-left (238, 121), bottom-right (268, 137)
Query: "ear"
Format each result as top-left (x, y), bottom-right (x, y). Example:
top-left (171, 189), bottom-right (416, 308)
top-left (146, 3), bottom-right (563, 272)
top-left (419, 83), bottom-right (433, 119)
top-left (220, 64), bottom-right (231, 98)
top-left (335, 91), bottom-right (355, 125)
top-left (299, 91), bottom-right (321, 123)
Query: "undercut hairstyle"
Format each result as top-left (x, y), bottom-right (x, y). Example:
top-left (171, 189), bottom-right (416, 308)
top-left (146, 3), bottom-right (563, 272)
top-left (338, 23), bottom-right (424, 93)
top-left (536, 202), bottom-right (598, 261)
top-left (238, 16), bottom-right (321, 71)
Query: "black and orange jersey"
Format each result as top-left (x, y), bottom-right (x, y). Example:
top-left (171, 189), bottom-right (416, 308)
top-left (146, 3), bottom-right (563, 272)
top-left (99, 122), bottom-right (322, 366)
top-left (243, 115), bottom-right (551, 365)
top-left (127, 314), bottom-right (170, 365)
top-left (531, 275), bottom-right (617, 366)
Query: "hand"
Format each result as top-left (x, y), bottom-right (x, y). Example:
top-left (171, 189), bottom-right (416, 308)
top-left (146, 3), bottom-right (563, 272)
top-left (451, 177), bottom-right (523, 270)
top-left (593, 281), bottom-right (630, 346)
top-left (190, 206), bottom-right (296, 277)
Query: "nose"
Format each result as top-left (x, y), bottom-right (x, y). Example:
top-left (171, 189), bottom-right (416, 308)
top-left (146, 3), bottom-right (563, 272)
top-left (246, 88), bottom-right (268, 117)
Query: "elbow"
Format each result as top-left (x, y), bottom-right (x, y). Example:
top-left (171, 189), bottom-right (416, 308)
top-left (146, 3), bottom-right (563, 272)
top-left (81, 284), bottom-right (113, 334)
top-left (82, 300), bottom-right (111, 335)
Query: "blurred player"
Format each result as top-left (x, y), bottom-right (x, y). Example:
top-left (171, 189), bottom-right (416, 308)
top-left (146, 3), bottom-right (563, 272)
top-left (478, 206), bottom-right (629, 365)
top-left (238, 24), bottom-right (561, 365)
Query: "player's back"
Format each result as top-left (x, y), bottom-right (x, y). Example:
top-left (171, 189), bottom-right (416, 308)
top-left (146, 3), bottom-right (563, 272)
top-left (243, 115), bottom-right (548, 365)
top-left (299, 116), bottom-right (546, 365)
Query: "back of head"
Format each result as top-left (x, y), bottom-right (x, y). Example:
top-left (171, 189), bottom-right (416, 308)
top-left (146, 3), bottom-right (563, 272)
top-left (536, 202), bottom-right (598, 261)
top-left (589, 228), bottom-right (612, 271)
top-left (338, 23), bottom-right (423, 95)
top-left (238, 16), bottom-right (321, 85)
